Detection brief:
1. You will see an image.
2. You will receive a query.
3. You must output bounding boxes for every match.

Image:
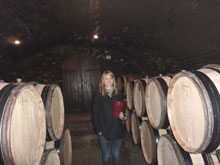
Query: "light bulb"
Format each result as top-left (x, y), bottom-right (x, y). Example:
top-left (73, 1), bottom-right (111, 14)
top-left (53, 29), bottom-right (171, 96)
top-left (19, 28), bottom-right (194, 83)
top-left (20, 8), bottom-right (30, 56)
top-left (14, 40), bottom-right (21, 45)
top-left (93, 34), bottom-right (99, 39)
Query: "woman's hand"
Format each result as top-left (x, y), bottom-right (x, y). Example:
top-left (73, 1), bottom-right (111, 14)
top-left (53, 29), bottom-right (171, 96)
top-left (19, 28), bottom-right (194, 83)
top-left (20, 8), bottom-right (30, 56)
top-left (119, 112), bottom-right (124, 119)
top-left (119, 112), bottom-right (126, 120)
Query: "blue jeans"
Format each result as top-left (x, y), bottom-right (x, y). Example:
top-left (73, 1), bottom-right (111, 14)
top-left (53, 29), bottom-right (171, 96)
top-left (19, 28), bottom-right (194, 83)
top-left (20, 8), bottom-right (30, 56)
top-left (97, 135), bottom-right (122, 165)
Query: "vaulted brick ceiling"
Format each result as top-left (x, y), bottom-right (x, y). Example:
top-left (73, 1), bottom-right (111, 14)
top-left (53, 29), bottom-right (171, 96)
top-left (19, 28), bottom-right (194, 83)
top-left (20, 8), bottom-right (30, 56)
top-left (0, 0), bottom-right (220, 76)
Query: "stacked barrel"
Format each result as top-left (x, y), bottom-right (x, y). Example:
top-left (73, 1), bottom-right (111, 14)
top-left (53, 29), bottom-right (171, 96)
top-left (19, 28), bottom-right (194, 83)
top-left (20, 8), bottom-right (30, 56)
top-left (123, 64), bottom-right (220, 165)
top-left (0, 81), bottom-right (72, 165)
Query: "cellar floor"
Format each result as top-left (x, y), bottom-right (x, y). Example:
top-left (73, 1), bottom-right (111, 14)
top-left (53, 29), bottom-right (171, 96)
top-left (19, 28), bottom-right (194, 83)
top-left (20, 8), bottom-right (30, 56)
top-left (65, 112), bottom-right (146, 165)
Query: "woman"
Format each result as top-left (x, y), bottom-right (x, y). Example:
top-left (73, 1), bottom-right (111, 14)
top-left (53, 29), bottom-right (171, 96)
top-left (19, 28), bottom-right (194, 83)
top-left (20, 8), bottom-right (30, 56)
top-left (93, 70), bottom-right (126, 165)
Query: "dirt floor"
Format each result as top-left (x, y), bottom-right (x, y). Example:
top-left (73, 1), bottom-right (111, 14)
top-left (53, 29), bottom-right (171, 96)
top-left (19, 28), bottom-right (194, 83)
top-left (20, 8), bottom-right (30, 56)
top-left (65, 112), bottom-right (147, 165)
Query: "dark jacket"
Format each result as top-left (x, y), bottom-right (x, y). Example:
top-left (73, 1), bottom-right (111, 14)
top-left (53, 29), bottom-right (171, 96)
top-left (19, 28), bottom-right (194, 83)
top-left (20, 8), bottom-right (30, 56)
top-left (92, 91), bottom-right (125, 140)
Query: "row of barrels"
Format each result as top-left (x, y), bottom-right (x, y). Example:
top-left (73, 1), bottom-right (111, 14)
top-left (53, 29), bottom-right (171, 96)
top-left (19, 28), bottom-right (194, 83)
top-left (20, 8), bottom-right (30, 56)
top-left (0, 81), bottom-right (72, 165)
top-left (128, 111), bottom-right (220, 165)
top-left (117, 64), bottom-right (220, 164)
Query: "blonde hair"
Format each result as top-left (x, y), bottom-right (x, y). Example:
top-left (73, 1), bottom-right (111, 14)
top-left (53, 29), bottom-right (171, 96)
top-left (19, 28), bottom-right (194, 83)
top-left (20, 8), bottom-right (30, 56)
top-left (99, 70), bottom-right (118, 96)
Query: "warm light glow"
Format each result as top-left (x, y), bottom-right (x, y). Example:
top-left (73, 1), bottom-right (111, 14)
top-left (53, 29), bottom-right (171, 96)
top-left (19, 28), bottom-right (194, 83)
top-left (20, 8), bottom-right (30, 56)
top-left (14, 40), bottom-right (21, 45)
top-left (93, 34), bottom-right (99, 39)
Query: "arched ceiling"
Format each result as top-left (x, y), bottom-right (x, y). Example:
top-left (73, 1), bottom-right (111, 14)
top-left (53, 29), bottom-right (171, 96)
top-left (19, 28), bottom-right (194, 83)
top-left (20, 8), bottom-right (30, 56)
top-left (0, 0), bottom-right (220, 76)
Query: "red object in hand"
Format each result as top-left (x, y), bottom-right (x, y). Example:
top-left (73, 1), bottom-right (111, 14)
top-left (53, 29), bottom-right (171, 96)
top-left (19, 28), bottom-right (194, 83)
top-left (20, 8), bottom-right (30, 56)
top-left (112, 101), bottom-right (125, 118)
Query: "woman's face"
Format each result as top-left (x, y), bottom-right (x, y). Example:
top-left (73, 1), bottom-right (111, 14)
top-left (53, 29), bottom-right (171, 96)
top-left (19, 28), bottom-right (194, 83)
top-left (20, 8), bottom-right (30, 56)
top-left (103, 74), bottom-right (114, 89)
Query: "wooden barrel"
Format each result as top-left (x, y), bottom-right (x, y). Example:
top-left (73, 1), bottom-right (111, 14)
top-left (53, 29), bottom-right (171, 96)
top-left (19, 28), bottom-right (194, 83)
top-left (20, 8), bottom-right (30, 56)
top-left (140, 121), bottom-right (159, 164)
top-left (0, 83), bottom-right (46, 164)
top-left (116, 75), bottom-right (127, 97)
top-left (167, 70), bottom-right (220, 153)
top-left (55, 128), bottom-right (72, 165)
top-left (35, 84), bottom-right (65, 141)
top-left (41, 149), bottom-right (60, 165)
top-left (133, 78), bottom-right (148, 117)
top-left (146, 75), bottom-right (171, 129)
top-left (125, 107), bottom-right (131, 133)
top-left (130, 112), bottom-right (142, 145)
top-left (157, 134), bottom-right (219, 165)
top-left (125, 81), bottom-right (135, 110)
